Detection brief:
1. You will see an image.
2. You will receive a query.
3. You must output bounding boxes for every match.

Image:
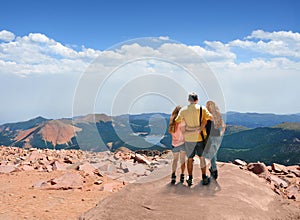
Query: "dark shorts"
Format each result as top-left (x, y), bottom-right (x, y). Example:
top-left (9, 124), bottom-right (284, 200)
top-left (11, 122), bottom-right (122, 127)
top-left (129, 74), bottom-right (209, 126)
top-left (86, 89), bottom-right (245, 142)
top-left (184, 141), bottom-right (205, 158)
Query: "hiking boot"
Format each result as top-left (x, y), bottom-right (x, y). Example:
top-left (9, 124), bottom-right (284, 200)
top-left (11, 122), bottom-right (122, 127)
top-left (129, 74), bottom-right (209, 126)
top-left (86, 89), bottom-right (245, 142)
top-left (171, 173), bottom-right (176, 184)
top-left (186, 176), bottom-right (193, 187)
top-left (209, 167), bottom-right (218, 180)
top-left (180, 174), bottom-right (185, 183)
top-left (202, 174), bottom-right (210, 185)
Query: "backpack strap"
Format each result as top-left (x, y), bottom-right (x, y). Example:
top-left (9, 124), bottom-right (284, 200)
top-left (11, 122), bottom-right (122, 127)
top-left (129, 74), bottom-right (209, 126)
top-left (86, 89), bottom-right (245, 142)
top-left (200, 106), bottom-right (205, 141)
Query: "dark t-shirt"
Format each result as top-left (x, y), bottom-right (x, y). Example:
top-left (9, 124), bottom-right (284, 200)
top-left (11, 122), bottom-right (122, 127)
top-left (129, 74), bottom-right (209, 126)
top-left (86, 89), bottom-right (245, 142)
top-left (206, 120), bottom-right (221, 137)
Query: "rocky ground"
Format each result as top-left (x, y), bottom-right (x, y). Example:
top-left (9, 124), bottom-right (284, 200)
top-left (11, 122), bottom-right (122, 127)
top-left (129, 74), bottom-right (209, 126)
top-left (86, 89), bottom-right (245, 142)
top-left (81, 163), bottom-right (300, 220)
top-left (0, 146), bottom-right (173, 219)
top-left (233, 159), bottom-right (300, 203)
top-left (0, 146), bottom-right (299, 219)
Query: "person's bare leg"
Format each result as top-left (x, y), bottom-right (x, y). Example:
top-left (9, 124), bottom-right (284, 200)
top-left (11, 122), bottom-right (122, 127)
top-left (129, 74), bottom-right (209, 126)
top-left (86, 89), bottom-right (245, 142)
top-left (199, 156), bottom-right (210, 185)
top-left (171, 152), bottom-right (179, 184)
top-left (179, 151), bottom-right (186, 183)
top-left (172, 152), bottom-right (179, 174)
top-left (199, 156), bottom-right (206, 175)
top-left (186, 158), bottom-right (194, 186)
top-left (181, 162), bottom-right (185, 173)
top-left (187, 158), bottom-right (193, 176)
top-left (179, 151), bottom-right (186, 174)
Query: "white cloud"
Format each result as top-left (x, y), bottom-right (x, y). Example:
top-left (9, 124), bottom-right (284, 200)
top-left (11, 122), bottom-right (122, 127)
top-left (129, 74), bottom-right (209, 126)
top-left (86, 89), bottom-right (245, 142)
top-left (27, 33), bottom-right (52, 43)
top-left (0, 29), bottom-right (300, 120)
top-left (158, 36), bottom-right (169, 41)
top-left (189, 41), bottom-right (236, 63)
top-left (48, 42), bottom-right (78, 58)
top-left (0, 30), bottom-right (15, 42)
top-left (0, 30), bottom-right (102, 75)
top-left (248, 30), bottom-right (300, 42)
top-left (230, 30), bottom-right (300, 58)
top-left (117, 43), bottom-right (160, 58)
top-left (1, 29), bottom-right (299, 77)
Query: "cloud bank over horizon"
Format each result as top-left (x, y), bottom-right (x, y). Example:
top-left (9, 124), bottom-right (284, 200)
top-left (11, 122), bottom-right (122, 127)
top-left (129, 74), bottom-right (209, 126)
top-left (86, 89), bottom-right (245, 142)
top-left (0, 29), bottom-right (299, 123)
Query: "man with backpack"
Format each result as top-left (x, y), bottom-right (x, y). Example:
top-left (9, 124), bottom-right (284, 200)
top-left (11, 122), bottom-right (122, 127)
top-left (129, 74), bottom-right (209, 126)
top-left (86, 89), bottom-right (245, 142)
top-left (175, 92), bottom-right (212, 186)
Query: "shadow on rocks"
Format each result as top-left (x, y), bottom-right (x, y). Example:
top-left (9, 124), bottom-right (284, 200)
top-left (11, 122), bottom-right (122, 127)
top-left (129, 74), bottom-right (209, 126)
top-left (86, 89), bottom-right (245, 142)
top-left (161, 178), bottom-right (221, 197)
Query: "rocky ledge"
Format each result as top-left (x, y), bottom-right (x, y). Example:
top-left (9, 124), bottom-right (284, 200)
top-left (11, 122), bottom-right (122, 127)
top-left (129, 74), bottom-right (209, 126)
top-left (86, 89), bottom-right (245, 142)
top-left (1, 146), bottom-right (299, 202)
top-left (233, 159), bottom-right (300, 202)
top-left (0, 146), bottom-right (173, 191)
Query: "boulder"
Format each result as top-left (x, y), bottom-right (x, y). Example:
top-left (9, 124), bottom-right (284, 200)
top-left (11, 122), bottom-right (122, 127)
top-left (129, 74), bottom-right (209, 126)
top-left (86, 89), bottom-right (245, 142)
top-left (93, 169), bottom-right (103, 177)
top-left (38, 158), bottom-right (47, 165)
top-left (100, 182), bottom-right (122, 192)
top-left (79, 163), bottom-right (97, 176)
top-left (285, 185), bottom-right (300, 201)
top-left (28, 150), bottom-right (46, 162)
top-left (233, 159), bottom-right (247, 167)
top-left (63, 156), bottom-right (74, 164)
top-left (47, 156), bottom-right (55, 162)
top-left (115, 147), bottom-right (132, 154)
top-left (133, 153), bottom-right (151, 165)
top-left (135, 150), bottom-right (161, 157)
top-left (45, 165), bottom-right (53, 172)
top-left (20, 164), bottom-right (34, 171)
top-left (52, 161), bottom-right (67, 171)
top-left (120, 161), bottom-right (147, 176)
top-left (160, 150), bottom-right (173, 159)
top-left (33, 180), bottom-right (50, 189)
top-left (272, 163), bottom-right (288, 173)
top-left (49, 172), bottom-right (84, 190)
top-left (131, 164), bottom-right (147, 176)
top-left (286, 173), bottom-right (296, 178)
top-left (66, 162), bottom-right (82, 170)
top-left (267, 166), bottom-right (272, 172)
top-left (0, 164), bottom-right (17, 174)
top-left (155, 159), bottom-right (170, 166)
top-left (270, 175), bottom-right (289, 188)
top-left (287, 166), bottom-right (300, 177)
top-left (247, 162), bottom-right (268, 175)
top-left (116, 168), bottom-right (126, 174)
top-left (114, 148), bottom-right (133, 160)
top-left (120, 161), bottom-right (130, 173)
top-left (37, 166), bottom-right (44, 172)
top-left (94, 180), bottom-right (103, 185)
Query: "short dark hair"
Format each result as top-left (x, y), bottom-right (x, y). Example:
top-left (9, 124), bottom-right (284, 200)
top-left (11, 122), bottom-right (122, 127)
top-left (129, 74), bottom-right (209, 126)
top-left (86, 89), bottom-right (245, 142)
top-left (188, 92), bottom-right (198, 102)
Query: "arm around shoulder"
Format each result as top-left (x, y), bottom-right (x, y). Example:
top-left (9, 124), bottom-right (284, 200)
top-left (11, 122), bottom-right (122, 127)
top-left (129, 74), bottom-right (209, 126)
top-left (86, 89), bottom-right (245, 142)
top-left (203, 107), bottom-right (213, 121)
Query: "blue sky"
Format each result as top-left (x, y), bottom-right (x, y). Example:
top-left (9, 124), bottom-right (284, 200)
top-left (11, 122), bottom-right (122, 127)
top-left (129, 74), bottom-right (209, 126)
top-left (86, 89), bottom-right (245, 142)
top-left (2, 0), bottom-right (299, 49)
top-left (0, 0), bottom-right (300, 124)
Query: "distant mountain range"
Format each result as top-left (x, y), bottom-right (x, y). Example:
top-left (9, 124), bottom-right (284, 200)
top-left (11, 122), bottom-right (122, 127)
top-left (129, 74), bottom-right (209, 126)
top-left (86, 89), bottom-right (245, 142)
top-left (225, 111), bottom-right (300, 128)
top-left (0, 113), bottom-right (170, 152)
top-left (219, 123), bottom-right (300, 165)
top-left (0, 112), bottom-right (299, 165)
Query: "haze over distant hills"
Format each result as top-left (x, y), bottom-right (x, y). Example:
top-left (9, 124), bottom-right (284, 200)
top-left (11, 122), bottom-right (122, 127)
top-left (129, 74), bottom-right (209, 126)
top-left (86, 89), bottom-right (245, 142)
top-left (225, 111), bottom-right (300, 128)
top-left (0, 112), bottom-right (299, 165)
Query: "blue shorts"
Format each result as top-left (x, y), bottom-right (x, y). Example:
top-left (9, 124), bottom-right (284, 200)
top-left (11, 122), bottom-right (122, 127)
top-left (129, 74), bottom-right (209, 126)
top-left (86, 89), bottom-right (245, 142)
top-left (172, 144), bottom-right (185, 153)
top-left (185, 141), bottom-right (205, 158)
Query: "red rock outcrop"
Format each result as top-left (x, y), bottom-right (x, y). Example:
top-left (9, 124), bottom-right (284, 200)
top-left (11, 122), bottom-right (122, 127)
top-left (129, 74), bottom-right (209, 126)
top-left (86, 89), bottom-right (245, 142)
top-left (234, 160), bottom-right (300, 202)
